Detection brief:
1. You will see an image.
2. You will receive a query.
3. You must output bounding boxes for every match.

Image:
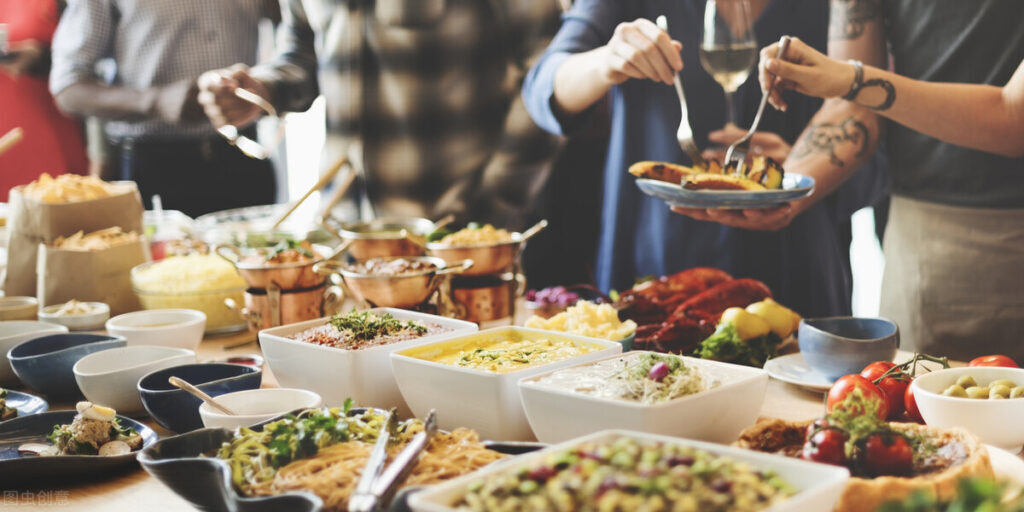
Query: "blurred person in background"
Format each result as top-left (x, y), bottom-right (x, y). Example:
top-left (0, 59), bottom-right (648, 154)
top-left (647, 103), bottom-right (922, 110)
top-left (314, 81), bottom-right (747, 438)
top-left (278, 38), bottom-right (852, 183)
top-left (49, 0), bottom-right (279, 218)
top-left (197, 0), bottom-right (563, 228)
top-left (522, 0), bottom-right (883, 317)
top-left (0, 0), bottom-right (88, 202)
top-left (676, 1), bottom-right (1024, 361)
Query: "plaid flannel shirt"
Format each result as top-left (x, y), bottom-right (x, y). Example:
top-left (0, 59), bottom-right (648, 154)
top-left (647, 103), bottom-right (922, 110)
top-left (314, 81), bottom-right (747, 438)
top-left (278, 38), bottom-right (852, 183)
top-left (252, 0), bottom-right (562, 223)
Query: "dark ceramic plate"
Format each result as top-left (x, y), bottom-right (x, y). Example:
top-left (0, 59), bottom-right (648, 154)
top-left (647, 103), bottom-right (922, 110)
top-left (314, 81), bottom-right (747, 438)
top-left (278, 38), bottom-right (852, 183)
top-left (0, 410), bottom-right (158, 484)
top-left (139, 408), bottom-right (545, 512)
top-left (635, 173), bottom-right (815, 209)
top-left (2, 390), bottom-right (49, 421)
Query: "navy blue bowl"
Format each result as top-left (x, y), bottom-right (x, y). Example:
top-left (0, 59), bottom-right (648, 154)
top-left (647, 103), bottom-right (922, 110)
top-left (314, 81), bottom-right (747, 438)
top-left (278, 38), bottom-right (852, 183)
top-left (798, 317), bottom-right (900, 381)
top-left (138, 363), bottom-right (262, 433)
top-left (7, 333), bottom-right (126, 400)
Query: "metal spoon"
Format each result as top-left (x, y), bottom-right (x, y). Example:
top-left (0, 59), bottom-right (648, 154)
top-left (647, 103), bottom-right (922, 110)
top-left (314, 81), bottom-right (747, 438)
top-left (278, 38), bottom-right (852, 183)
top-left (168, 376), bottom-right (237, 415)
top-left (519, 219), bottom-right (549, 242)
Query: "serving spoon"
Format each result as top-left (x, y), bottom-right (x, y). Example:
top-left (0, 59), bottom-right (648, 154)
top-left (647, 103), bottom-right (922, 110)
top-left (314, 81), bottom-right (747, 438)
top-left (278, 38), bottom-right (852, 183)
top-left (168, 376), bottom-right (237, 415)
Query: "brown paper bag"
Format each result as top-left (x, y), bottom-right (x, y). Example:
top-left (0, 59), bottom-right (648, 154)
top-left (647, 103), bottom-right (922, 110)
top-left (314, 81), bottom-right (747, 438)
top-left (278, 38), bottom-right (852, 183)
top-left (37, 240), bottom-right (147, 315)
top-left (4, 183), bottom-right (143, 297)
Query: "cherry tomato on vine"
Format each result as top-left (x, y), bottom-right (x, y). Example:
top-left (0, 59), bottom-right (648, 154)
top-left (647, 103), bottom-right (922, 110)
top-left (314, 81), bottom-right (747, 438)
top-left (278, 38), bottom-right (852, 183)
top-left (860, 361), bottom-right (896, 381)
top-left (827, 374), bottom-right (889, 420)
top-left (968, 355), bottom-right (1019, 368)
top-left (862, 433), bottom-right (913, 476)
top-left (904, 385), bottom-right (923, 423)
top-left (801, 428), bottom-right (847, 466)
top-left (861, 361), bottom-right (908, 420)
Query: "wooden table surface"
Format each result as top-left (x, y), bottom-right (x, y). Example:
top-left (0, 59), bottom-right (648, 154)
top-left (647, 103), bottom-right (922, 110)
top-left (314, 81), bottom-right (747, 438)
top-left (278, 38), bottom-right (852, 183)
top-left (5, 325), bottom-right (848, 511)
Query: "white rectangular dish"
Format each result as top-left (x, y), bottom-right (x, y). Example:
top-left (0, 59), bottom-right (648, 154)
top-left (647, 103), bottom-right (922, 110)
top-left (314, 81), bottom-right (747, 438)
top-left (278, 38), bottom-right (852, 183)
top-left (519, 352), bottom-right (768, 443)
top-left (390, 326), bottom-right (621, 441)
top-left (258, 308), bottom-right (476, 417)
top-left (409, 429), bottom-right (850, 512)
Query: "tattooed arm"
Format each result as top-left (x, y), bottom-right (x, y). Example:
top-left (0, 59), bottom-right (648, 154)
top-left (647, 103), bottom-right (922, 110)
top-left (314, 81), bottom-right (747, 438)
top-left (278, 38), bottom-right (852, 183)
top-left (672, 0), bottom-right (887, 231)
top-left (758, 39), bottom-right (1024, 158)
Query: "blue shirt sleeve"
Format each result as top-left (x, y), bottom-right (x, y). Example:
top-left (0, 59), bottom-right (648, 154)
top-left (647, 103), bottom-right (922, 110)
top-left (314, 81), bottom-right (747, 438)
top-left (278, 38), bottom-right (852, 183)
top-left (521, 0), bottom-right (623, 136)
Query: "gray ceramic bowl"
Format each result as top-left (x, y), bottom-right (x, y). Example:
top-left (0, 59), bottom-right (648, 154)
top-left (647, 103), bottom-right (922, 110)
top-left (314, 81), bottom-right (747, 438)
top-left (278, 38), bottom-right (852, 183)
top-left (7, 333), bottom-right (126, 400)
top-left (798, 317), bottom-right (899, 381)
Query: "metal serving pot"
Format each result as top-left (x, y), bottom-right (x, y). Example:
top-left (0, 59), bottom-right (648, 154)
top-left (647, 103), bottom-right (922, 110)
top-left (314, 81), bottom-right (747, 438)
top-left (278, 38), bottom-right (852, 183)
top-left (215, 243), bottom-right (341, 290)
top-left (314, 256), bottom-right (472, 309)
top-left (225, 282), bottom-right (343, 331)
top-left (335, 217), bottom-right (437, 261)
top-left (426, 220), bottom-right (547, 276)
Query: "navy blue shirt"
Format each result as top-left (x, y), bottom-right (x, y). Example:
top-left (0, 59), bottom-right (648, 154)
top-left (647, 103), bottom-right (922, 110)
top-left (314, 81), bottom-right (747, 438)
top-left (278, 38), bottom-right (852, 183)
top-left (523, 0), bottom-right (862, 318)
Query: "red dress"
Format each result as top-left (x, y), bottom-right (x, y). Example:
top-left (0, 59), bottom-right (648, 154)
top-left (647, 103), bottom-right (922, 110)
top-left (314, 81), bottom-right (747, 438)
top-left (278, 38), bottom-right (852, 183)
top-left (0, 0), bottom-right (87, 202)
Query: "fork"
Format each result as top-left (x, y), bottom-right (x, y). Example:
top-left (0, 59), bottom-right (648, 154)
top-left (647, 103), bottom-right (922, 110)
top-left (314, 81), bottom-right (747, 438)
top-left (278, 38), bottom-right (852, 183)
top-left (655, 15), bottom-right (705, 169)
top-left (723, 35), bottom-right (791, 173)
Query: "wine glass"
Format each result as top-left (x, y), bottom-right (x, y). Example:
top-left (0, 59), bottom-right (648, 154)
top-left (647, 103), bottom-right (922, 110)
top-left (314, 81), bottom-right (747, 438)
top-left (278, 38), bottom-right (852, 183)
top-left (699, 0), bottom-right (757, 127)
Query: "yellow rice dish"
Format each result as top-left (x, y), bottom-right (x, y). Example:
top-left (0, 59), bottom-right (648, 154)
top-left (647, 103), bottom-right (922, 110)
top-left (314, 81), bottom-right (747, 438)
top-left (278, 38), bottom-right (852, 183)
top-left (426, 336), bottom-right (602, 373)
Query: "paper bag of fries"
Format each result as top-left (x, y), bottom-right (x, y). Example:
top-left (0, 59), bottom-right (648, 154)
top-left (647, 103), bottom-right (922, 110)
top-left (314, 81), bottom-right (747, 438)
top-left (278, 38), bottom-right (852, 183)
top-left (37, 228), bottom-right (146, 315)
top-left (4, 174), bottom-right (144, 297)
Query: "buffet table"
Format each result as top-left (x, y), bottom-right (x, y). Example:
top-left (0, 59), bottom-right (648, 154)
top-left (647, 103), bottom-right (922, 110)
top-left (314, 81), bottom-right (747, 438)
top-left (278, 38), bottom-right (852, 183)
top-left (15, 326), bottom-right (829, 511)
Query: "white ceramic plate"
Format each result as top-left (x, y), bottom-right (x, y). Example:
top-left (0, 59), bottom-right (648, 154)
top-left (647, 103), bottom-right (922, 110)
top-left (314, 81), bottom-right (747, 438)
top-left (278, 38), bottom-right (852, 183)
top-left (765, 350), bottom-right (935, 392)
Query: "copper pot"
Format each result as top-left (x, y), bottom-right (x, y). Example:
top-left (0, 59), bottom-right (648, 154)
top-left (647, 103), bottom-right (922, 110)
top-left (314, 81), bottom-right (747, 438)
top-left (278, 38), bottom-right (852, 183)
top-left (426, 220), bottom-right (547, 276)
top-left (216, 243), bottom-right (338, 290)
top-left (314, 256), bottom-right (472, 309)
top-left (232, 282), bottom-right (343, 331)
top-left (449, 273), bottom-right (523, 323)
top-left (337, 217), bottom-right (436, 261)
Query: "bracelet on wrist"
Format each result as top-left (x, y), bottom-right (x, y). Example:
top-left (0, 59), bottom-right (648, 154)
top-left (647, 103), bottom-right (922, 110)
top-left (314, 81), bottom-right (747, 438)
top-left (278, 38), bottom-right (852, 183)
top-left (842, 60), bottom-right (864, 101)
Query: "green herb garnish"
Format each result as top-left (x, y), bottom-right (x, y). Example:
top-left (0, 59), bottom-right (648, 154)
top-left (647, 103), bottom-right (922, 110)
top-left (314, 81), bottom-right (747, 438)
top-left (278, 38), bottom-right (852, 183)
top-left (328, 310), bottom-right (427, 343)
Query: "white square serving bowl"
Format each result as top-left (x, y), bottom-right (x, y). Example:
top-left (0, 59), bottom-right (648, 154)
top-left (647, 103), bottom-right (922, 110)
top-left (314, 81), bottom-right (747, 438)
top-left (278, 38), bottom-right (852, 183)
top-left (518, 352), bottom-right (769, 444)
top-left (258, 308), bottom-right (476, 417)
top-left (390, 326), bottom-right (621, 441)
top-left (408, 429), bottom-right (850, 512)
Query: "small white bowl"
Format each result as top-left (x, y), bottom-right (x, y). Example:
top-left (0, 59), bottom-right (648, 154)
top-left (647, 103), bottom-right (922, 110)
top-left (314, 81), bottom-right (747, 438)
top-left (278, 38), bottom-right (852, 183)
top-left (73, 346), bottom-right (196, 414)
top-left (199, 388), bottom-right (323, 429)
top-left (0, 296), bottom-right (38, 321)
top-left (105, 309), bottom-right (207, 351)
top-left (38, 302), bottom-right (110, 331)
top-left (911, 366), bottom-right (1024, 452)
top-left (0, 321), bottom-right (69, 385)
top-left (391, 327), bottom-right (622, 441)
top-left (518, 352), bottom-right (769, 444)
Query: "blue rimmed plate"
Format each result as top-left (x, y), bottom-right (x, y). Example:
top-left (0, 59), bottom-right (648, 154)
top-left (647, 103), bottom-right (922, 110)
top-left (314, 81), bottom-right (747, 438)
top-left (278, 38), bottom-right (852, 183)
top-left (2, 390), bottom-right (48, 421)
top-left (635, 173), bottom-right (815, 209)
top-left (0, 410), bottom-right (158, 483)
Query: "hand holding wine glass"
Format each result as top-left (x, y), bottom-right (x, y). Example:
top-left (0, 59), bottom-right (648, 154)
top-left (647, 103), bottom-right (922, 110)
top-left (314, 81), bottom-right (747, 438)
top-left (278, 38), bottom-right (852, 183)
top-left (700, 0), bottom-right (757, 126)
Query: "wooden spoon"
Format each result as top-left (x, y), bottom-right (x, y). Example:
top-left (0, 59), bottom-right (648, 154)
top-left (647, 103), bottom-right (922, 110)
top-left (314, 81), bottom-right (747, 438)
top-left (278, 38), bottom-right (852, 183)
top-left (168, 376), bottom-right (237, 415)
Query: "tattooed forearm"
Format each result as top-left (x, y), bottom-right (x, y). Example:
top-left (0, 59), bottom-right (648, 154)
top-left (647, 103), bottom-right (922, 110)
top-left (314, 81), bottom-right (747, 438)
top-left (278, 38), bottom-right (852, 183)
top-left (791, 117), bottom-right (870, 167)
top-left (829, 0), bottom-right (882, 41)
top-left (859, 78), bottom-right (896, 111)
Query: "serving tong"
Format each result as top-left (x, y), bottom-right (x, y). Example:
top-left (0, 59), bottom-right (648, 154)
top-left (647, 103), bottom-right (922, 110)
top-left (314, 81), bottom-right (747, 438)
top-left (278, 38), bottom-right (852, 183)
top-left (217, 88), bottom-right (286, 160)
top-left (349, 409), bottom-right (438, 512)
top-left (656, 15), bottom-right (705, 169)
top-left (723, 35), bottom-right (792, 173)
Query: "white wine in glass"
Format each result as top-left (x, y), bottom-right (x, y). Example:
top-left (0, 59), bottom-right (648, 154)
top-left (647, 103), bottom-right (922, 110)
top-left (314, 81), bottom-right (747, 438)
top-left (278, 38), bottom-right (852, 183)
top-left (700, 0), bottom-right (757, 126)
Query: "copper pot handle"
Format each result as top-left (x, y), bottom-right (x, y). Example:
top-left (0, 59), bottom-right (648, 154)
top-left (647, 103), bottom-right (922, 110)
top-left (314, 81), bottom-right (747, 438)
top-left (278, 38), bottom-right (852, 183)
top-left (323, 285), bottom-right (345, 315)
top-left (435, 259), bottom-right (473, 276)
top-left (313, 259), bottom-right (346, 277)
top-left (215, 244), bottom-right (243, 266)
top-left (519, 219), bottom-right (548, 243)
top-left (224, 297), bottom-right (261, 332)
